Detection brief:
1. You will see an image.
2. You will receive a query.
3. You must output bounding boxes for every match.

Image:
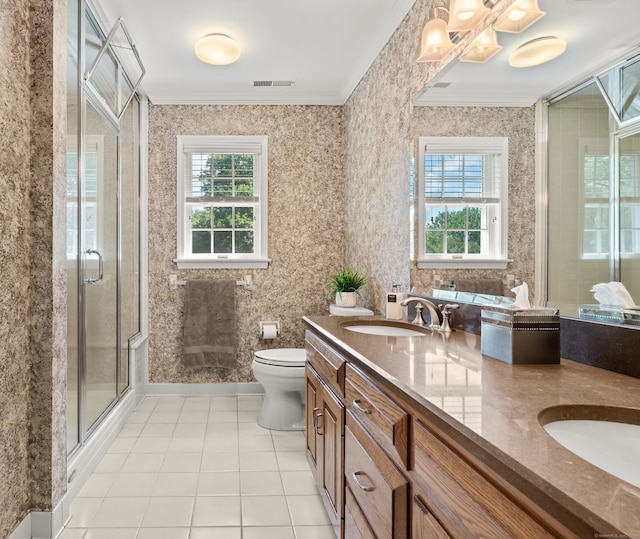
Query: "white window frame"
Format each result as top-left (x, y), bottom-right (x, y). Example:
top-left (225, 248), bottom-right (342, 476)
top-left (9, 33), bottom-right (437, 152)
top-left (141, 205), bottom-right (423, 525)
top-left (417, 136), bottom-right (510, 269)
top-left (175, 135), bottom-right (270, 269)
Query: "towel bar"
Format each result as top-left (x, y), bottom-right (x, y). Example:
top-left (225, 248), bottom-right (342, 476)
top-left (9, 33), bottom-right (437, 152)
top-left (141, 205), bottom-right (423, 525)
top-left (169, 274), bottom-right (252, 290)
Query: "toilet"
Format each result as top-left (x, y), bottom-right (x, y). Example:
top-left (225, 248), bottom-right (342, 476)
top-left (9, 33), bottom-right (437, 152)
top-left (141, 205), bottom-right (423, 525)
top-left (252, 304), bottom-right (373, 431)
top-left (252, 348), bottom-right (307, 431)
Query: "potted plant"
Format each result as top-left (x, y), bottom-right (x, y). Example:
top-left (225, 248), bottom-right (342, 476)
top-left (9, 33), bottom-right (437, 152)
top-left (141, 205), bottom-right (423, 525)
top-left (329, 268), bottom-right (367, 308)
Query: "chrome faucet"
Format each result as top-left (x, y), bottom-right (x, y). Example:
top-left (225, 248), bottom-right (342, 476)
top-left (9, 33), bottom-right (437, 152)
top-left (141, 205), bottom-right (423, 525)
top-left (400, 297), bottom-right (443, 330)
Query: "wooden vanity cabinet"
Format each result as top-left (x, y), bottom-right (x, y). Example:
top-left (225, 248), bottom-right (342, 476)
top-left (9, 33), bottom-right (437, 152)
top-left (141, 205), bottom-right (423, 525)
top-left (411, 418), bottom-right (559, 539)
top-left (305, 332), bottom-right (346, 538)
top-left (304, 327), bottom-right (576, 539)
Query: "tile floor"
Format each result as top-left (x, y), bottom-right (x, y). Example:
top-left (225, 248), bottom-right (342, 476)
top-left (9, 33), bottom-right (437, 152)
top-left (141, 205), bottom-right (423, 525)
top-left (59, 395), bottom-right (334, 539)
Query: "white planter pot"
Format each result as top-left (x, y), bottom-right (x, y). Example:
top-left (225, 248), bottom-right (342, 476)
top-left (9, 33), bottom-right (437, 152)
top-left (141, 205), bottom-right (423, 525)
top-left (335, 292), bottom-right (357, 308)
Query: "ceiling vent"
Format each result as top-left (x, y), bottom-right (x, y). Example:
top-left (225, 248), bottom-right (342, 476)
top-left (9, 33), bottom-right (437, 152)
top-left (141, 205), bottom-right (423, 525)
top-left (253, 80), bottom-right (295, 87)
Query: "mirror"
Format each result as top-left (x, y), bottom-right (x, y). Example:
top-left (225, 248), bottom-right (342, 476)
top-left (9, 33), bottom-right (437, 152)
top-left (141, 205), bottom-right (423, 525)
top-left (409, 0), bottom-right (640, 326)
top-left (546, 67), bottom-right (640, 322)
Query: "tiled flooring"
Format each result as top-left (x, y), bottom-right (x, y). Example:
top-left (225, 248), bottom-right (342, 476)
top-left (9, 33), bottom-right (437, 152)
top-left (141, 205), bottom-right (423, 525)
top-left (59, 395), bottom-right (334, 539)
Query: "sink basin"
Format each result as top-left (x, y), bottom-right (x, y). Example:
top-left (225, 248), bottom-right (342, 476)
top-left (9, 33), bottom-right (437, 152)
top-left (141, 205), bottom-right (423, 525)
top-left (540, 405), bottom-right (640, 488)
top-left (342, 321), bottom-right (429, 337)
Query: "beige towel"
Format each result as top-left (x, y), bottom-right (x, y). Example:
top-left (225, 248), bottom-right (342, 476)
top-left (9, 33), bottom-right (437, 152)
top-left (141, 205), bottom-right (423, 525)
top-left (183, 280), bottom-right (237, 369)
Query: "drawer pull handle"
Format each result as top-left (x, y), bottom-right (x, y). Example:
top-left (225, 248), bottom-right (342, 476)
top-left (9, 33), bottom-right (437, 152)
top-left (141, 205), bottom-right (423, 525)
top-left (352, 471), bottom-right (374, 492)
top-left (353, 399), bottom-right (372, 414)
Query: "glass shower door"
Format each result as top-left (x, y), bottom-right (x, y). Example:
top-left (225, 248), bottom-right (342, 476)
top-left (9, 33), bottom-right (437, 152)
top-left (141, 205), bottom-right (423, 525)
top-left (82, 102), bottom-right (119, 432)
top-left (618, 131), bottom-right (640, 301)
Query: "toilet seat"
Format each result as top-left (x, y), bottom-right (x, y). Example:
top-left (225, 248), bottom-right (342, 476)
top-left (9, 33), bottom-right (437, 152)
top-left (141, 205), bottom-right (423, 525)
top-left (254, 348), bottom-right (306, 367)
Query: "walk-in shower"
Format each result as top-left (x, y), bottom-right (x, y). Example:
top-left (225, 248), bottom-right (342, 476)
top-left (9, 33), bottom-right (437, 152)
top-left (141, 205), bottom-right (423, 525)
top-left (66, 0), bottom-right (144, 454)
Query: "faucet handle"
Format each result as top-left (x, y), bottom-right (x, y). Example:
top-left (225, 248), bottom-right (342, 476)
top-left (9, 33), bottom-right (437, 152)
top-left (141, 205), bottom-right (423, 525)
top-left (440, 303), bottom-right (459, 314)
top-left (438, 303), bottom-right (459, 333)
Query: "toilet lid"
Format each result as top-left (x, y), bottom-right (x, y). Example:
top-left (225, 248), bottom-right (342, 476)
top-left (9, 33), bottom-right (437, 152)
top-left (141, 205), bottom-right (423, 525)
top-left (254, 348), bottom-right (306, 367)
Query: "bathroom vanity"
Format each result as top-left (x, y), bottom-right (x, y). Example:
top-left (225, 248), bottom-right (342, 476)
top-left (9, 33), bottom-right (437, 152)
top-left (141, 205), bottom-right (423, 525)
top-left (303, 315), bottom-right (640, 539)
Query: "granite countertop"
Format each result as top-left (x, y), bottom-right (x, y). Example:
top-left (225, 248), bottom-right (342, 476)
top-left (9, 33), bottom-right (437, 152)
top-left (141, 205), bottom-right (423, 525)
top-left (303, 315), bottom-right (640, 537)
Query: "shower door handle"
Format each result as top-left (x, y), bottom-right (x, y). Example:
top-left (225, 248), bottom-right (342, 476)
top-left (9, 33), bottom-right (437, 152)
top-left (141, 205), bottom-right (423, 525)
top-left (85, 249), bottom-right (104, 284)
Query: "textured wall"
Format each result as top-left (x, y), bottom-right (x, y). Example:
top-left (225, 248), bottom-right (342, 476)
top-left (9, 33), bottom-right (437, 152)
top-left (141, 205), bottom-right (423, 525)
top-left (0, 0), bottom-right (67, 534)
top-left (0, 0), bottom-right (34, 533)
top-left (410, 106), bottom-right (536, 296)
top-left (28, 0), bottom-right (68, 514)
top-left (342, 0), bottom-right (520, 312)
top-left (147, 105), bottom-right (345, 383)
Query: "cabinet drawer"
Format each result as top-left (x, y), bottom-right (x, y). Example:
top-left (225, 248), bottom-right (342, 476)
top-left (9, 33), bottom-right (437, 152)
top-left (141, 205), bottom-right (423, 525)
top-left (345, 413), bottom-right (408, 539)
top-left (413, 493), bottom-right (451, 539)
top-left (413, 419), bottom-right (555, 539)
top-left (346, 364), bottom-right (410, 469)
top-left (306, 330), bottom-right (346, 398)
top-left (345, 486), bottom-right (376, 539)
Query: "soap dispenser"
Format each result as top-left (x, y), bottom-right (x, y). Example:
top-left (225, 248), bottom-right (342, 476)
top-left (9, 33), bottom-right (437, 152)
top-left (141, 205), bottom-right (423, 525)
top-left (386, 285), bottom-right (404, 320)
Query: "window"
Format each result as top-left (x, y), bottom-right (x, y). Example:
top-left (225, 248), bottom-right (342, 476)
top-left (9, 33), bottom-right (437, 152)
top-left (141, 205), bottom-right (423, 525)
top-left (417, 137), bottom-right (509, 269)
top-left (581, 144), bottom-right (610, 258)
top-left (176, 136), bottom-right (269, 269)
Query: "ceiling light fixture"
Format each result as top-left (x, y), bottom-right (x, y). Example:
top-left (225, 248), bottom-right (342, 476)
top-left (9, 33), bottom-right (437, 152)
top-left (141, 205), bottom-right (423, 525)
top-left (195, 33), bottom-right (241, 66)
top-left (417, 6), bottom-right (457, 63)
top-left (508, 36), bottom-right (567, 67)
top-left (494, 0), bottom-right (545, 33)
top-left (447, 0), bottom-right (490, 33)
top-left (459, 26), bottom-right (502, 63)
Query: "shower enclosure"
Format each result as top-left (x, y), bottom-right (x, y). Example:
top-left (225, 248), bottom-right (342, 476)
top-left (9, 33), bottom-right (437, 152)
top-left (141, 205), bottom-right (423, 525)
top-left (66, 0), bottom-right (144, 454)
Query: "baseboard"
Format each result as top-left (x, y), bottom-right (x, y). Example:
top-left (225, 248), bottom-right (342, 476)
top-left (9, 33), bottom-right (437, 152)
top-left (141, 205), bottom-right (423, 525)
top-left (144, 382), bottom-right (264, 396)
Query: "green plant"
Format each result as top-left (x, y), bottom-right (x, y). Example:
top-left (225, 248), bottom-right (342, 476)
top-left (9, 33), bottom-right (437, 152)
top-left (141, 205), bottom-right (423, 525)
top-left (328, 268), bottom-right (367, 297)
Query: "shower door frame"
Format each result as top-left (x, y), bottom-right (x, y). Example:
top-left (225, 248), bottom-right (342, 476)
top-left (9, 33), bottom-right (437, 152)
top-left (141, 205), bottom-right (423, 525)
top-left (68, 0), bottom-right (141, 455)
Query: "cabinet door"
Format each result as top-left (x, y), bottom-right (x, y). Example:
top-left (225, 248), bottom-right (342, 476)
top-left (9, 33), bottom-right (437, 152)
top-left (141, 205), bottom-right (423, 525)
top-left (319, 381), bottom-right (345, 536)
top-left (305, 365), bottom-right (321, 473)
top-left (305, 363), bottom-right (344, 538)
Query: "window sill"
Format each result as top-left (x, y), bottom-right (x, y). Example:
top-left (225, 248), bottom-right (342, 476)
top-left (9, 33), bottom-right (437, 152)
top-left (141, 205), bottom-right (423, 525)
top-left (417, 258), bottom-right (512, 270)
top-left (174, 258), bottom-right (270, 269)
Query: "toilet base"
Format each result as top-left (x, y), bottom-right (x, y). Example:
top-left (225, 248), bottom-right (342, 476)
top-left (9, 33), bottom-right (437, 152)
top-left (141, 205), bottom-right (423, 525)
top-left (257, 391), bottom-right (305, 431)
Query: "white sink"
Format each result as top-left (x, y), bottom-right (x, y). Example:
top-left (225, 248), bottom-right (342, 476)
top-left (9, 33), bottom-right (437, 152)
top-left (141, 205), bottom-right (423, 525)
top-left (343, 323), bottom-right (427, 337)
top-left (543, 419), bottom-right (640, 488)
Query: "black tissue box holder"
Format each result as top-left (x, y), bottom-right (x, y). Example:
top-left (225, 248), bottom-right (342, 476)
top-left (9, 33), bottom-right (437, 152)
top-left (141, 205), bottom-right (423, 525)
top-left (481, 305), bottom-right (560, 365)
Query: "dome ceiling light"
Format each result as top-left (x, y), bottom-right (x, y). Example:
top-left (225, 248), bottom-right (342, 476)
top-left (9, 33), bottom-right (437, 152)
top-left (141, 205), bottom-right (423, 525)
top-left (509, 36), bottom-right (567, 68)
top-left (195, 33), bottom-right (241, 65)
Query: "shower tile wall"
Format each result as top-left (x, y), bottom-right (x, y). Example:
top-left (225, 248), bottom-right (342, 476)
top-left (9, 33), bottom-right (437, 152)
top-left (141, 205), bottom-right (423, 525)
top-left (147, 105), bottom-right (345, 384)
top-left (410, 106), bottom-right (536, 295)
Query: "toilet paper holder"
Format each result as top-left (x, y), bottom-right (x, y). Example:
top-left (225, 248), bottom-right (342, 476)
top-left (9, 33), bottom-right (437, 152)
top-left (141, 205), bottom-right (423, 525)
top-left (259, 321), bottom-right (281, 339)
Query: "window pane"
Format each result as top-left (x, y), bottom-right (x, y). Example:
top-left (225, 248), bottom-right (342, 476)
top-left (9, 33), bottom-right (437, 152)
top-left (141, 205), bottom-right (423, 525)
top-left (446, 207), bottom-right (468, 230)
top-left (214, 179), bottom-right (233, 197)
top-left (213, 207), bottom-right (232, 228)
top-left (191, 153), bottom-right (212, 197)
top-left (235, 178), bottom-right (254, 196)
top-left (583, 230), bottom-right (598, 254)
top-left (191, 206), bottom-right (211, 228)
top-left (235, 207), bottom-right (253, 228)
top-left (235, 231), bottom-right (254, 253)
top-left (468, 231), bottom-right (481, 254)
top-left (213, 230), bottom-right (232, 253)
top-left (425, 230), bottom-right (444, 254)
top-left (192, 230), bottom-right (211, 253)
top-left (447, 231), bottom-right (465, 254)
top-left (426, 205), bottom-right (446, 229)
top-left (467, 207), bottom-right (481, 229)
